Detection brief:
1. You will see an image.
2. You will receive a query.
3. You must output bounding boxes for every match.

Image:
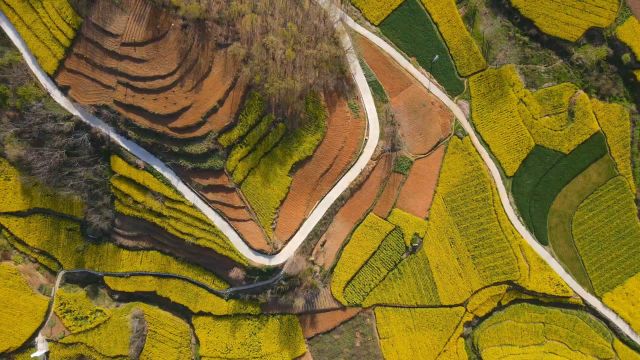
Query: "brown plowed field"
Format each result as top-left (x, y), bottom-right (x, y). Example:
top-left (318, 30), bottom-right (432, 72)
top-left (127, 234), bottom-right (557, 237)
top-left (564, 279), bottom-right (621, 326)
top-left (55, 0), bottom-right (241, 140)
top-left (372, 172), bottom-right (405, 218)
top-left (313, 155), bottom-right (392, 269)
top-left (356, 35), bottom-right (453, 156)
top-left (274, 95), bottom-right (365, 241)
top-left (628, 0), bottom-right (640, 19)
top-left (396, 146), bottom-right (446, 218)
top-left (298, 308), bottom-right (361, 338)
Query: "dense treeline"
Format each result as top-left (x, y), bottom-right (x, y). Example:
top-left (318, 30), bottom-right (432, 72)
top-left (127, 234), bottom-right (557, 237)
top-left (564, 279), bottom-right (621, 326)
top-left (152, 0), bottom-right (349, 120)
top-left (0, 34), bottom-right (113, 239)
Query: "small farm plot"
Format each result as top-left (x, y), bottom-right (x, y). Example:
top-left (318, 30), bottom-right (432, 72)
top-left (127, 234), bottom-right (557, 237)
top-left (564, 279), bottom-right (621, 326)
top-left (604, 272), bottom-right (640, 333)
top-left (379, 0), bottom-right (465, 95)
top-left (509, 0), bottom-right (620, 42)
top-left (350, 0), bottom-right (404, 25)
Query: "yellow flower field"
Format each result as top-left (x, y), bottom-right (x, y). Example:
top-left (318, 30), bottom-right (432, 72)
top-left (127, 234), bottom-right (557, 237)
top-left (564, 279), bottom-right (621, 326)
top-left (351, 0), bottom-right (404, 25)
top-left (420, 0), bottom-right (487, 76)
top-left (616, 16), bottom-right (640, 59)
top-left (0, 263), bottom-right (49, 353)
top-left (54, 286), bottom-right (112, 333)
top-left (509, 0), bottom-right (619, 42)
top-left (603, 272), bottom-right (640, 333)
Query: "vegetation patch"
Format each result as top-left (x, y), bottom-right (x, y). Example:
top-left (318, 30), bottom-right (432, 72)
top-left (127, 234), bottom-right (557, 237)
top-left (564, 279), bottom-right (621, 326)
top-left (0, 262), bottom-right (49, 354)
top-left (0, 0), bottom-right (82, 74)
top-left (511, 132), bottom-right (608, 245)
top-left (603, 272), bottom-right (640, 333)
top-left (572, 176), bottom-right (640, 295)
top-left (392, 155), bottom-right (413, 175)
top-left (192, 314), bottom-right (306, 360)
top-left (54, 285), bottom-right (112, 333)
top-left (509, 0), bottom-right (619, 42)
top-left (375, 306), bottom-right (467, 360)
top-left (308, 311), bottom-right (383, 360)
top-left (240, 94), bottom-right (327, 238)
top-left (379, 0), bottom-right (465, 95)
top-left (471, 303), bottom-right (624, 359)
top-left (419, 0), bottom-right (487, 76)
top-left (103, 276), bottom-right (260, 316)
top-left (350, 0), bottom-right (404, 25)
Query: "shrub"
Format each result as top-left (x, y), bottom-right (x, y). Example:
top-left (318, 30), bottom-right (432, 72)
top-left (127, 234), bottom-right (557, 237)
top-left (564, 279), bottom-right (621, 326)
top-left (375, 306), bottom-right (467, 360)
top-left (103, 276), bottom-right (260, 316)
top-left (420, 0), bottom-right (487, 77)
top-left (379, 0), bottom-right (465, 95)
top-left (0, 263), bottom-right (49, 353)
top-left (572, 176), bottom-right (640, 295)
top-left (472, 303), bottom-right (618, 359)
top-left (240, 94), bottom-right (327, 237)
top-left (510, 0), bottom-right (620, 42)
top-left (193, 314), bottom-right (306, 360)
top-left (392, 155), bottom-right (413, 175)
top-left (350, 0), bottom-right (404, 25)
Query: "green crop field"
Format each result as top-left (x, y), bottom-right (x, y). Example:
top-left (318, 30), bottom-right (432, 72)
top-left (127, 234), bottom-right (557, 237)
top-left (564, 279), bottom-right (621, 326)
top-left (379, 0), bottom-right (465, 96)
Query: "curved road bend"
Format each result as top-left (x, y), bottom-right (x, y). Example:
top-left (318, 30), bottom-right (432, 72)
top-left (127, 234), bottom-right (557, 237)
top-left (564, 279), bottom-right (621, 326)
top-left (0, 11), bottom-right (380, 267)
top-left (329, 5), bottom-right (640, 346)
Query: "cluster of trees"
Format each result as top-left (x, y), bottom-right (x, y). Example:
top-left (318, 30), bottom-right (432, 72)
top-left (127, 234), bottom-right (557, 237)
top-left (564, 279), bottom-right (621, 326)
top-left (0, 34), bottom-right (113, 240)
top-left (155, 0), bottom-right (349, 120)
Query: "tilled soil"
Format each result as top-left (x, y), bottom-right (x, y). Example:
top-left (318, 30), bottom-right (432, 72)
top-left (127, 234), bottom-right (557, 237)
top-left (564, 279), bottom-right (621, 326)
top-left (298, 308), bottom-right (362, 338)
top-left (275, 95), bottom-right (365, 242)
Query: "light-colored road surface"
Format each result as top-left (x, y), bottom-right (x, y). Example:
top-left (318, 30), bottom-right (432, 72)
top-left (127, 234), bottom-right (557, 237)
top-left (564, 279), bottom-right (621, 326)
top-left (0, 11), bottom-right (379, 266)
top-left (332, 6), bottom-right (640, 346)
top-left (2, 3), bottom-right (639, 346)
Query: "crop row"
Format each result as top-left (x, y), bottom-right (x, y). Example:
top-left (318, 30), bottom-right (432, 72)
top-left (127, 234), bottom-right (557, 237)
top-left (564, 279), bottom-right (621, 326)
top-left (331, 213), bottom-right (395, 305)
top-left (110, 155), bottom-right (246, 264)
top-left (0, 263), bottom-right (49, 354)
top-left (240, 94), bottom-right (327, 238)
top-left (572, 176), bottom-right (640, 295)
top-left (509, 0), bottom-right (619, 42)
top-left (0, 213), bottom-right (225, 289)
top-left (0, 0), bottom-right (82, 74)
top-left (342, 228), bottom-right (406, 305)
top-left (231, 121), bottom-right (286, 184)
top-left (592, 98), bottom-right (636, 193)
top-left (54, 285), bottom-right (112, 333)
top-left (218, 92), bottom-right (264, 148)
top-left (420, 0), bottom-right (487, 77)
top-left (193, 314), bottom-right (306, 360)
top-left (472, 303), bottom-right (620, 359)
top-left (350, 0), bottom-right (404, 25)
top-left (103, 275), bottom-right (260, 316)
top-left (226, 114), bottom-right (276, 173)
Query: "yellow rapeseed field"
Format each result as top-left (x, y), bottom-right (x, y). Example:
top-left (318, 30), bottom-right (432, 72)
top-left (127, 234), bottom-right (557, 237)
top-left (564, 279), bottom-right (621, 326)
top-left (0, 263), bottom-right (49, 353)
top-left (351, 0), bottom-right (404, 25)
top-left (54, 286), bottom-right (112, 333)
top-left (592, 99), bottom-right (636, 193)
top-left (616, 16), bottom-right (640, 59)
top-left (0, 0), bottom-right (82, 74)
top-left (193, 314), bottom-right (306, 360)
top-left (103, 276), bottom-right (260, 316)
top-left (469, 67), bottom-right (536, 176)
top-left (603, 272), bottom-right (640, 333)
top-left (509, 0), bottom-right (619, 42)
top-left (375, 306), bottom-right (467, 360)
top-left (420, 0), bottom-right (487, 76)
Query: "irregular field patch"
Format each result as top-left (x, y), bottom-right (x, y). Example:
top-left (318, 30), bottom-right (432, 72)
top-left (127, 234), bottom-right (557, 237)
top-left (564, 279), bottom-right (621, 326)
top-left (379, 0), bottom-right (465, 95)
top-left (395, 145), bottom-right (446, 218)
top-left (350, 0), bottom-right (404, 25)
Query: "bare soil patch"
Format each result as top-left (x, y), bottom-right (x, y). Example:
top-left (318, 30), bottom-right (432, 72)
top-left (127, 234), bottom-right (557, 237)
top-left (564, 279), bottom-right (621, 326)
top-left (372, 172), bottom-right (405, 218)
top-left (628, 0), bottom-right (640, 19)
top-left (275, 95), bottom-right (365, 242)
top-left (396, 145), bottom-right (446, 218)
top-left (356, 35), bottom-right (453, 155)
top-left (298, 308), bottom-right (361, 338)
top-left (312, 155), bottom-right (392, 269)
